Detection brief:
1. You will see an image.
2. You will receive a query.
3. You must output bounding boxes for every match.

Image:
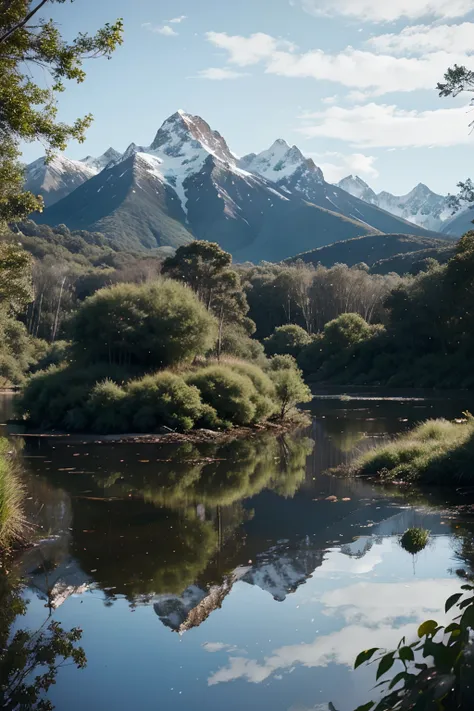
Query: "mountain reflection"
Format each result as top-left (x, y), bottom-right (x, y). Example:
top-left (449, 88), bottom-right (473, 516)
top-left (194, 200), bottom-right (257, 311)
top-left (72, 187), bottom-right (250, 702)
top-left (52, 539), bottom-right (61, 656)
top-left (18, 432), bottom-right (316, 611)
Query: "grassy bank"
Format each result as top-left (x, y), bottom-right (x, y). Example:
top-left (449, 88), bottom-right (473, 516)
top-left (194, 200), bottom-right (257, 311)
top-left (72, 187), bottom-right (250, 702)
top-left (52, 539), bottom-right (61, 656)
top-left (0, 439), bottom-right (24, 550)
top-left (345, 416), bottom-right (474, 486)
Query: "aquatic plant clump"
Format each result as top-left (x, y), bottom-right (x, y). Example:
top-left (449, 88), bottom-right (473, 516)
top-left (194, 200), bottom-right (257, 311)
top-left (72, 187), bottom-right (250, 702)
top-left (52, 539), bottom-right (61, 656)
top-left (0, 438), bottom-right (25, 549)
top-left (400, 527), bottom-right (430, 554)
top-left (346, 415), bottom-right (474, 486)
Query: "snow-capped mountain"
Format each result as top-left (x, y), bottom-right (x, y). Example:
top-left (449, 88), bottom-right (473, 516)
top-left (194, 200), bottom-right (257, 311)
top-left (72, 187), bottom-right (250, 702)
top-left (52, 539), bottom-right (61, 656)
top-left (36, 110), bottom-right (441, 261)
top-left (337, 176), bottom-right (455, 233)
top-left (377, 184), bottom-right (451, 232)
top-left (24, 149), bottom-right (122, 208)
top-left (240, 139), bottom-right (324, 192)
top-left (242, 141), bottom-right (436, 238)
top-left (24, 155), bottom-right (98, 208)
top-left (80, 147), bottom-right (121, 172)
top-left (337, 175), bottom-right (378, 205)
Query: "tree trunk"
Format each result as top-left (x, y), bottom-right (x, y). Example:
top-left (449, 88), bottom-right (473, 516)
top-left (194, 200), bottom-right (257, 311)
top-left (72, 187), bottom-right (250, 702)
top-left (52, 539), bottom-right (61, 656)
top-left (51, 276), bottom-right (66, 343)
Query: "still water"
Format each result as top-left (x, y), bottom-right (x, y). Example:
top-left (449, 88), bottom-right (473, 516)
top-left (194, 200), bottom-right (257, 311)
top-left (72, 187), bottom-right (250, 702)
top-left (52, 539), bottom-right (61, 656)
top-left (3, 390), bottom-right (474, 711)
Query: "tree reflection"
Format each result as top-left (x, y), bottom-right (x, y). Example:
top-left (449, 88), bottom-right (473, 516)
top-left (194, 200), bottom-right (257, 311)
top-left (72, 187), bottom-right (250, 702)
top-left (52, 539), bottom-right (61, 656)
top-left (0, 565), bottom-right (86, 711)
top-left (92, 434), bottom-right (314, 508)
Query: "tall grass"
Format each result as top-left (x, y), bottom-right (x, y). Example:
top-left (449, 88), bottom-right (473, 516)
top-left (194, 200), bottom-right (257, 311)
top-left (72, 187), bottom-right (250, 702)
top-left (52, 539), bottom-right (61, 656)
top-left (0, 439), bottom-right (25, 550)
top-left (349, 416), bottom-right (474, 486)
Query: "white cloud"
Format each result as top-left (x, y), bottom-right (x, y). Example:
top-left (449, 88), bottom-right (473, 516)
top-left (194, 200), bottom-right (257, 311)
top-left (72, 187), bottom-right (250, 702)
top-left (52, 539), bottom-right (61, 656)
top-left (301, 0), bottom-right (474, 21)
top-left (205, 31), bottom-right (474, 95)
top-left (206, 32), bottom-right (296, 66)
top-left (193, 67), bottom-right (248, 80)
top-left (265, 48), bottom-right (473, 95)
top-left (207, 578), bottom-right (460, 686)
top-left (311, 152), bottom-right (379, 182)
top-left (368, 22), bottom-right (474, 55)
top-left (346, 90), bottom-right (371, 102)
top-left (202, 642), bottom-right (231, 653)
top-left (168, 15), bottom-right (187, 23)
top-left (298, 102), bottom-right (472, 148)
top-left (321, 95), bottom-right (339, 104)
top-left (156, 25), bottom-right (178, 36)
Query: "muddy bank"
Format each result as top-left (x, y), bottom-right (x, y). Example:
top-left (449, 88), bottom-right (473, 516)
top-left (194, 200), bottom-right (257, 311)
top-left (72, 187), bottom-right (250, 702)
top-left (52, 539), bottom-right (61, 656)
top-left (9, 412), bottom-right (311, 446)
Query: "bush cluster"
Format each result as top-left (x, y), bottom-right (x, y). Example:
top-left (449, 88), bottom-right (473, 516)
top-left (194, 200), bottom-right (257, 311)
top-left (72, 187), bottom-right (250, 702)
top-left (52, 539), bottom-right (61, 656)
top-left (19, 357), bottom-right (312, 434)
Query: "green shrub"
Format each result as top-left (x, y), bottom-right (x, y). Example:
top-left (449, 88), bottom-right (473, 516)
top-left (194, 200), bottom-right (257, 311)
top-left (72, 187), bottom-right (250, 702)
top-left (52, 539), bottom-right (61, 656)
top-left (228, 360), bottom-right (277, 421)
top-left (264, 324), bottom-right (312, 358)
top-left (86, 379), bottom-right (129, 433)
top-left (218, 324), bottom-right (266, 365)
top-left (17, 364), bottom-right (129, 430)
top-left (126, 372), bottom-right (206, 432)
top-left (185, 365), bottom-right (257, 427)
top-left (400, 527), bottom-right (430, 554)
top-left (270, 368), bottom-right (312, 418)
top-left (70, 279), bottom-right (218, 369)
top-left (267, 354), bottom-right (300, 373)
top-left (29, 340), bottom-right (71, 373)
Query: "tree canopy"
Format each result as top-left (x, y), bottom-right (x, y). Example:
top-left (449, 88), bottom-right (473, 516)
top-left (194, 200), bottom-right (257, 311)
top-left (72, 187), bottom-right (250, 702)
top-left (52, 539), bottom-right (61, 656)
top-left (71, 279), bottom-right (218, 368)
top-left (0, 0), bottom-right (123, 222)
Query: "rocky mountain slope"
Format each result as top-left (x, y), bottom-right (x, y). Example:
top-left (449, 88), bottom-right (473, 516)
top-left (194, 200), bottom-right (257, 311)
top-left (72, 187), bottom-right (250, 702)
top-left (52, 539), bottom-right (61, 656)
top-left (34, 111), bottom-right (443, 261)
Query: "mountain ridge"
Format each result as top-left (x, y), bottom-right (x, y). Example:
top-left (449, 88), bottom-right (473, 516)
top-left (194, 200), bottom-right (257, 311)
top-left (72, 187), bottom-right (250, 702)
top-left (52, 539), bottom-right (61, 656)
top-left (32, 110), bottom-right (445, 262)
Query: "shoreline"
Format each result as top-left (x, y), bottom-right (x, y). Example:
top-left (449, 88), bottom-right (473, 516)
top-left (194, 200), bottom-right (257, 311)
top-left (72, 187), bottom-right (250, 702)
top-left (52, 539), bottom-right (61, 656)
top-left (8, 412), bottom-right (311, 446)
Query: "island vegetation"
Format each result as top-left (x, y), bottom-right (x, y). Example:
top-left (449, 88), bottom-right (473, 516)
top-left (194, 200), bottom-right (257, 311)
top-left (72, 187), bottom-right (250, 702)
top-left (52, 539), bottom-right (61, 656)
top-left (342, 416), bottom-right (474, 487)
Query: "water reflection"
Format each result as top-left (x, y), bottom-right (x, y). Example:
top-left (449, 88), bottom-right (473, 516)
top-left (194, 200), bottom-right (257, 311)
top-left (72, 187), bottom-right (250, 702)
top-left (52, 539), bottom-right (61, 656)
top-left (4, 391), bottom-right (474, 711)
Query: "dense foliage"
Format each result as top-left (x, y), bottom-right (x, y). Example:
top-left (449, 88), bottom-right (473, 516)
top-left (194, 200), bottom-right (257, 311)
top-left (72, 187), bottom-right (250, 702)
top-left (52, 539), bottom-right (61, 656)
top-left (241, 261), bottom-right (401, 339)
top-left (0, 0), bottom-right (122, 222)
top-left (293, 234), bottom-right (474, 388)
top-left (18, 273), bottom-right (311, 433)
top-left (70, 280), bottom-right (217, 368)
top-left (264, 324), bottom-right (312, 358)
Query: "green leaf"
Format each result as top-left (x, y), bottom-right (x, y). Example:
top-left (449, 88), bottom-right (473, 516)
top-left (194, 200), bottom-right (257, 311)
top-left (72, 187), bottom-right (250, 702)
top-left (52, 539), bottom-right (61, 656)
top-left (354, 704), bottom-right (375, 711)
top-left (445, 593), bottom-right (463, 613)
top-left (445, 623), bottom-right (460, 633)
top-left (461, 585), bottom-right (474, 590)
top-left (418, 620), bottom-right (438, 638)
top-left (354, 648), bottom-right (379, 669)
top-left (458, 596), bottom-right (474, 610)
top-left (376, 653), bottom-right (395, 680)
top-left (399, 646), bottom-right (414, 662)
top-left (389, 671), bottom-right (407, 690)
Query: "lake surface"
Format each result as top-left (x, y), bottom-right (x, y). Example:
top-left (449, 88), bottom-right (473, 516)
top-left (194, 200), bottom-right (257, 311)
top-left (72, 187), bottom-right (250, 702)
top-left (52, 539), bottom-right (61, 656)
top-left (2, 389), bottom-right (474, 711)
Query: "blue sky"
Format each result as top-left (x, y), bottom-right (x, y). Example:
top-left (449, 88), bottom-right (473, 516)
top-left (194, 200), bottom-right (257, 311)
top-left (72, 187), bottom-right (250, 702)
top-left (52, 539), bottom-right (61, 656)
top-left (21, 0), bottom-right (474, 195)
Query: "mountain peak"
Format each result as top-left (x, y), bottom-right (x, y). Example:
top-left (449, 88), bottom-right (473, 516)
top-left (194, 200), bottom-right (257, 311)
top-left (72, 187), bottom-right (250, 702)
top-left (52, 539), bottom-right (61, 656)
top-left (150, 111), bottom-right (236, 165)
top-left (81, 147), bottom-right (121, 172)
top-left (337, 175), bottom-right (378, 204)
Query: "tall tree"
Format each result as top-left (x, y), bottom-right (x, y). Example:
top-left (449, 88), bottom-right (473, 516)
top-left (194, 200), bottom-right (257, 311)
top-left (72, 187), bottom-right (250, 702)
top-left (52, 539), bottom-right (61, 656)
top-left (0, 0), bottom-right (123, 222)
top-left (438, 65), bottom-right (474, 212)
top-left (163, 241), bottom-right (253, 354)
